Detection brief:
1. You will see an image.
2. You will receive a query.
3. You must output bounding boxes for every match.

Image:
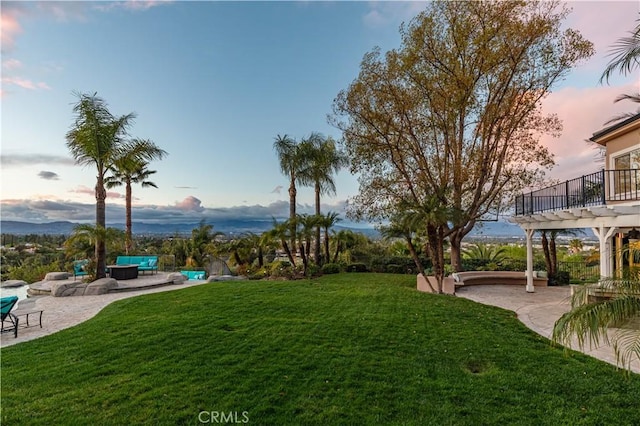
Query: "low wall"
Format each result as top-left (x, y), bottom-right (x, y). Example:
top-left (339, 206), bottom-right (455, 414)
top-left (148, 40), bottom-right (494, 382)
top-left (416, 274), bottom-right (455, 295)
top-left (452, 271), bottom-right (548, 287)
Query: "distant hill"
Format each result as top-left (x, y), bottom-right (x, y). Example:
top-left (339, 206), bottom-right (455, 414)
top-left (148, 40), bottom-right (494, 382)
top-left (0, 220), bottom-right (380, 238)
top-left (0, 219), bottom-right (593, 240)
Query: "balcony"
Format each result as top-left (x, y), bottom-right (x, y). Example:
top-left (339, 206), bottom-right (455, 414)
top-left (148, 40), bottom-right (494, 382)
top-left (515, 169), bottom-right (640, 216)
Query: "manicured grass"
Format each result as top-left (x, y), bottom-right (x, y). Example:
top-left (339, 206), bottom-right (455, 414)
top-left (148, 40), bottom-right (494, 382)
top-left (2, 273), bottom-right (639, 425)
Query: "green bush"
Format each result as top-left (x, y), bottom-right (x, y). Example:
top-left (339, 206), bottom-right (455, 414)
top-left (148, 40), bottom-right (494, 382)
top-left (321, 263), bottom-right (341, 274)
top-left (385, 264), bottom-right (405, 274)
top-left (346, 263), bottom-right (368, 273)
top-left (269, 260), bottom-right (296, 279)
top-left (549, 271), bottom-right (570, 286)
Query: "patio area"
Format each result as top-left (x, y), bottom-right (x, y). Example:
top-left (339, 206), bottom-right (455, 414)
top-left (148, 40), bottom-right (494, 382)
top-left (456, 285), bottom-right (640, 373)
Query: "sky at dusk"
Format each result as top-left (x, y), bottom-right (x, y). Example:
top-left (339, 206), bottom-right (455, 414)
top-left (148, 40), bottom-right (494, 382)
top-left (1, 0), bottom-right (639, 227)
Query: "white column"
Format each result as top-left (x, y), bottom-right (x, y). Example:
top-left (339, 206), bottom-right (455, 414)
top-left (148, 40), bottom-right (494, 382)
top-left (525, 228), bottom-right (535, 293)
top-left (592, 225), bottom-right (616, 279)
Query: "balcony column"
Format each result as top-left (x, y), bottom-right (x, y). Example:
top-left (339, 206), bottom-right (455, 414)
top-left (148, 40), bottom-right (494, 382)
top-left (525, 228), bottom-right (535, 293)
top-left (592, 225), bottom-right (616, 278)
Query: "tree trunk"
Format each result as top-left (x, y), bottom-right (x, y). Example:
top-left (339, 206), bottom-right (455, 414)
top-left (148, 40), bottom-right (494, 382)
top-left (299, 243), bottom-right (308, 276)
top-left (258, 246), bottom-right (264, 268)
top-left (314, 183), bottom-right (322, 265)
top-left (426, 223), bottom-right (444, 293)
top-left (449, 231), bottom-right (463, 272)
top-left (324, 227), bottom-right (330, 265)
top-left (282, 240), bottom-right (296, 266)
top-left (405, 235), bottom-right (426, 277)
top-left (541, 231), bottom-right (552, 276)
top-left (95, 179), bottom-right (107, 279)
top-left (333, 242), bottom-right (341, 264)
top-left (125, 178), bottom-right (132, 255)
top-left (289, 175), bottom-right (297, 257)
top-left (550, 234), bottom-right (558, 277)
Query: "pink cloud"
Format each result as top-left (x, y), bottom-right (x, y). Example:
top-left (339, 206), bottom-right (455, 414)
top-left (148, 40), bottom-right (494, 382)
top-left (0, 4), bottom-right (23, 52)
top-left (1, 77), bottom-right (50, 91)
top-left (2, 58), bottom-right (22, 70)
top-left (70, 185), bottom-right (125, 200)
top-left (563, 1), bottom-right (640, 73)
top-left (540, 82), bottom-right (638, 180)
top-left (94, 1), bottom-right (173, 12)
top-left (175, 196), bottom-right (205, 212)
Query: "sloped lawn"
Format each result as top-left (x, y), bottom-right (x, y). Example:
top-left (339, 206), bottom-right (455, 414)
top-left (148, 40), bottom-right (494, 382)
top-left (2, 273), bottom-right (639, 425)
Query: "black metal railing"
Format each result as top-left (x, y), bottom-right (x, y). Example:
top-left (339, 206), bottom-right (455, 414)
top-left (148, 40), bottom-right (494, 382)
top-left (515, 169), bottom-right (639, 215)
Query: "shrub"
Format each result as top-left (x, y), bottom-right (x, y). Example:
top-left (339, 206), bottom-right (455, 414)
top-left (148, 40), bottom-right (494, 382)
top-left (549, 271), bottom-right (570, 286)
top-left (321, 263), bottom-right (341, 274)
top-left (346, 263), bottom-right (368, 273)
top-left (269, 261), bottom-right (297, 279)
top-left (385, 264), bottom-right (405, 274)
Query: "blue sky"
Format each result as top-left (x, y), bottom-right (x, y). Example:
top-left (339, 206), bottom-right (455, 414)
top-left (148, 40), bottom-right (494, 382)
top-left (1, 1), bottom-right (638, 227)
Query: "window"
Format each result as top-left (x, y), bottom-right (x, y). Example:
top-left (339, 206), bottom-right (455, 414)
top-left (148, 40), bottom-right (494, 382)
top-left (613, 148), bottom-right (640, 196)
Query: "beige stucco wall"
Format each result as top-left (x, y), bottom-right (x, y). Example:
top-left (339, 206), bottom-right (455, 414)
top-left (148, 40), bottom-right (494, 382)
top-left (605, 129), bottom-right (640, 166)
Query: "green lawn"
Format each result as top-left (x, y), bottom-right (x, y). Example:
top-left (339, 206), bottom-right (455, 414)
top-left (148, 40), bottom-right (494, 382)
top-left (2, 273), bottom-right (639, 425)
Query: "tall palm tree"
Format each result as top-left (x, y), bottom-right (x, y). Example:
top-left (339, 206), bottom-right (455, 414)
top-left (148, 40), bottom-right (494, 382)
top-left (66, 92), bottom-right (135, 279)
top-left (273, 134), bottom-right (303, 257)
top-left (600, 17), bottom-right (640, 123)
top-left (106, 138), bottom-right (167, 254)
top-left (297, 133), bottom-right (348, 265)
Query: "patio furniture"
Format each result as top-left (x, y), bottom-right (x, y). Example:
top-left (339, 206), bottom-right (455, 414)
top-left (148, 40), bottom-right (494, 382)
top-left (180, 270), bottom-right (206, 280)
top-left (107, 265), bottom-right (139, 280)
top-left (1, 296), bottom-right (20, 338)
top-left (115, 255), bottom-right (159, 274)
top-left (14, 309), bottom-right (44, 329)
top-left (73, 259), bottom-right (89, 280)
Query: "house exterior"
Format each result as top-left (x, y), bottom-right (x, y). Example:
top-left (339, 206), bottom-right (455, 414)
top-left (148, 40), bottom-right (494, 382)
top-left (510, 113), bottom-right (640, 292)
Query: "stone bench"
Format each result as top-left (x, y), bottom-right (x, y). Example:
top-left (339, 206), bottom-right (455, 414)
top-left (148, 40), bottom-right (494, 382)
top-left (451, 271), bottom-right (548, 287)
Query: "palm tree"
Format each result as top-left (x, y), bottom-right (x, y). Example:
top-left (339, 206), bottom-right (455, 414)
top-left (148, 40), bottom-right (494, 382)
top-left (297, 214), bottom-right (320, 275)
top-left (462, 243), bottom-right (508, 270)
top-left (553, 271), bottom-right (640, 371)
top-left (600, 17), bottom-right (640, 123)
top-left (66, 92), bottom-right (135, 279)
top-left (319, 211), bottom-right (341, 264)
top-left (273, 134), bottom-right (303, 257)
top-left (187, 220), bottom-right (224, 267)
top-left (63, 224), bottom-right (125, 276)
top-left (106, 138), bottom-right (167, 254)
top-left (539, 229), bottom-right (583, 280)
top-left (297, 133), bottom-right (348, 265)
top-left (569, 238), bottom-right (584, 255)
top-left (379, 212), bottom-right (428, 278)
top-left (266, 218), bottom-right (297, 266)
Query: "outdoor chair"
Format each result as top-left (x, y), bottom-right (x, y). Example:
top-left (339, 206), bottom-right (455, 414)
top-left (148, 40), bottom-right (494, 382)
top-left (1, 296), bottom-right (20, 338)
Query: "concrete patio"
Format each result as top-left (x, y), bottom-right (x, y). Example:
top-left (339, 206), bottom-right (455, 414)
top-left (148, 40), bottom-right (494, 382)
top-left (456, 284), bottom-right (640, 374)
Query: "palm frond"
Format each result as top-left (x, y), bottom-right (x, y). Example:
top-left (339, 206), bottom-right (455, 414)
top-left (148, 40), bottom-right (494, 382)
top-left (599, 18), bottom-right (640, 84)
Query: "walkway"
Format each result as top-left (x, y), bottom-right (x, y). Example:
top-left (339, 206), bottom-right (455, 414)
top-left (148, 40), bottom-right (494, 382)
top-left (456, 285), bottom-right (640, 374)
top-left (1, 274), bottom-right (210, 348)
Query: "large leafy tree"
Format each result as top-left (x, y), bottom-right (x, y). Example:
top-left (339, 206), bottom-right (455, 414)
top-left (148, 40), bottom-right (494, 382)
top-left (297, 133), bottom-right (348, 265)
top-left (273, 134), bottom-right (303, 257)
top-left (106, 138), bottom-right (167, 254)
top-left (66, 92), bottom-right (135, 279)
top-left (331, 0), bottom-right (593, 290)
